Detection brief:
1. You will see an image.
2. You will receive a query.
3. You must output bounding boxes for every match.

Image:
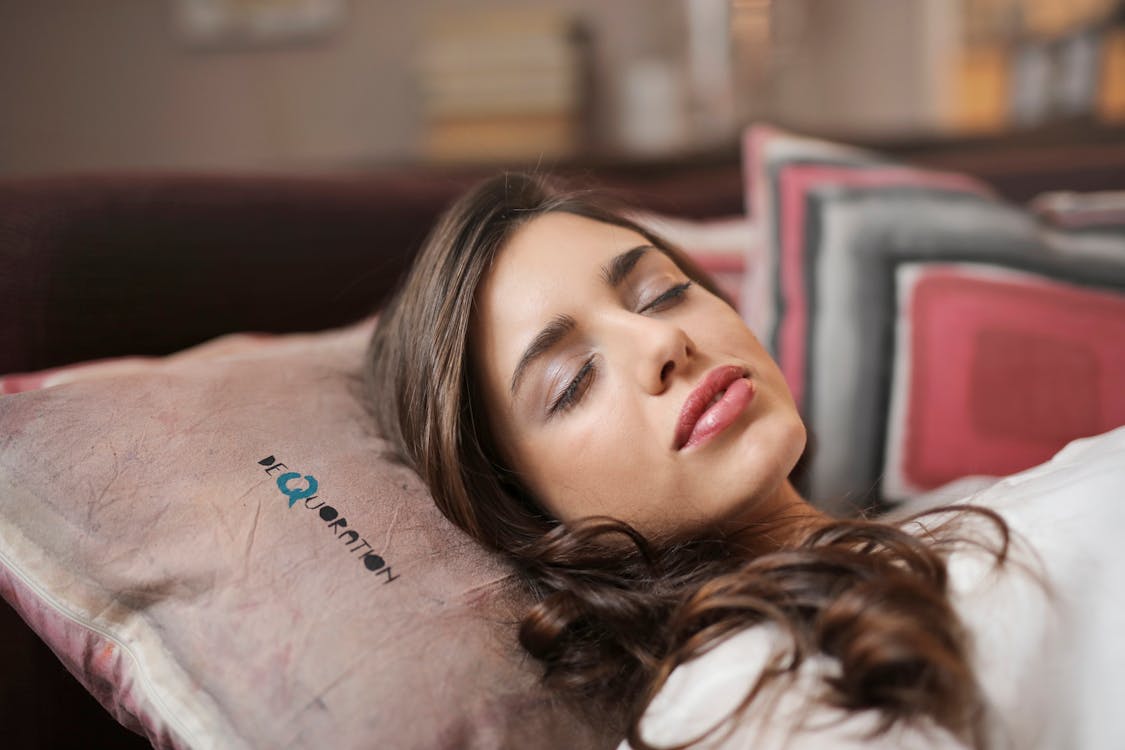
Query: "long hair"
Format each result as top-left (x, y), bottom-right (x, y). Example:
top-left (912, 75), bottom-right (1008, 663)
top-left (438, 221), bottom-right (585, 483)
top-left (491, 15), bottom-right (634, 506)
top-left (367, 173), bottom-right (1008, 749)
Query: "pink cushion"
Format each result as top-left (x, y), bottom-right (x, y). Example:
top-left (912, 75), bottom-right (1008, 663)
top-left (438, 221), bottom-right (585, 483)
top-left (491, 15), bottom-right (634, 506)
top-left (884, 264), bottom-right (1125, 498)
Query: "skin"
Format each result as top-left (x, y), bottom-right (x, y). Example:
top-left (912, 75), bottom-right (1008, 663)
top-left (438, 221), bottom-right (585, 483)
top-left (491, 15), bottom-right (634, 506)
top-left (472, 212), bottom-right (825, 546)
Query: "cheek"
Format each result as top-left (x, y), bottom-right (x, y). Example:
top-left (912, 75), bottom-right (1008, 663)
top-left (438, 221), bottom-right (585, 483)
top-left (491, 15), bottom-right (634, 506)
top-left (698, 308), bottom-right (792, 397)
top-left (687, 296), bottom-right (750, 337)
top-left (514, 401), bottom-right (660, 523)
top-left (692, 312), bottom-right (759, 363)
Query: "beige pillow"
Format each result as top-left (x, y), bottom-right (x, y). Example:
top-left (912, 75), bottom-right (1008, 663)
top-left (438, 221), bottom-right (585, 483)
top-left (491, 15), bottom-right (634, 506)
top-left (0, 321), bottom-right (613, 749)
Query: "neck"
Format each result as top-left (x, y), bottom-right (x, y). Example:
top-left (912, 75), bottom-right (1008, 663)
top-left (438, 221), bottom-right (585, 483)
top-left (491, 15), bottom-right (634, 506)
top-left (727, 479), bottom-right (832, 557)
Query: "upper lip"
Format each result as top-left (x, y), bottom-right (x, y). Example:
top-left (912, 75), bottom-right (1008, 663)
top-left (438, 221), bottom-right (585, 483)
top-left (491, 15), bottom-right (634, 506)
top-left (673, 364), bottom-right (747, 450)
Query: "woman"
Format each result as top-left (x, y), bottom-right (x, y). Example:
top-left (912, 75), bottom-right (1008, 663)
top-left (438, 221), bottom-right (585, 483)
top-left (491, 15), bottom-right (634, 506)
top-left (367, 172), bottom-right (1125, 749)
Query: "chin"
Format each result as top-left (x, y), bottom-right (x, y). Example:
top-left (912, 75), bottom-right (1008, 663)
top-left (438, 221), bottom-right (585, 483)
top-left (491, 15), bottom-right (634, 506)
top-left (783, 415), bottom-right (808, 473)
top-left (725, 410), bottom-right (806, 502)
top-left (751, 398), bottom-right (805, 456)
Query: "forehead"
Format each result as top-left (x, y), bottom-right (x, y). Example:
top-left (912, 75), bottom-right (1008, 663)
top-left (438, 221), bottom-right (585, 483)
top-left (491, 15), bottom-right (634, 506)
top-left (471, 212), bottom-right (651, 380)
top-left (480, 210), bottom-right (653, 313)
top-left (498, 211), bottom-right (647, 279)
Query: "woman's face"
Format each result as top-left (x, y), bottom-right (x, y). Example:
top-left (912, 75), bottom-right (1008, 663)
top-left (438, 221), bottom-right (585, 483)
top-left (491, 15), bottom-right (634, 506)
top-left (472, 212), bottom-right (807, 539)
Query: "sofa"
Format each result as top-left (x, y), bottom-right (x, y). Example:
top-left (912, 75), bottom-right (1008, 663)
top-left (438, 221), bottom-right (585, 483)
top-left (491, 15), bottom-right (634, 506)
top-left (2, 130), bottom-right (1123, 748)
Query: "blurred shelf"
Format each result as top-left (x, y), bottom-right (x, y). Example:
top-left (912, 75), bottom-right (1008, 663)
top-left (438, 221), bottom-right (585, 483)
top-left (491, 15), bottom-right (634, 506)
top-left (355, 118), bottom-right (1125, 212)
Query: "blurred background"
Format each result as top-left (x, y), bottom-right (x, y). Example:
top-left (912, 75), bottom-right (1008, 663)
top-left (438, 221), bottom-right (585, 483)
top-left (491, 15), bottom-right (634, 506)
top-left (2, 0), bottom-right (1124, 176)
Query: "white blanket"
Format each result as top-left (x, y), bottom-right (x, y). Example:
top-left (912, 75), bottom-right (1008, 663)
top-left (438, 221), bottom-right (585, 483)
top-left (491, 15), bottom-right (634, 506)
top-left (625, 426), bottom-right (1125, 749)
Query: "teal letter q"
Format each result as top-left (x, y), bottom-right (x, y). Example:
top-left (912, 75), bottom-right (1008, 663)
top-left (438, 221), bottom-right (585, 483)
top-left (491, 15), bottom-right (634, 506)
top-left (276, 472), bottom-right (319, 508)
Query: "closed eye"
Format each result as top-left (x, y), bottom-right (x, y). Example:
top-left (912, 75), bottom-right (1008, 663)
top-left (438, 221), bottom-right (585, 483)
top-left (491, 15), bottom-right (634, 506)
top-left (546, 282), bottom-right (692, 417)
top-left (639, 281), bottom-right (693, 314)
top-left (549, 357), bottom-right (595, 416)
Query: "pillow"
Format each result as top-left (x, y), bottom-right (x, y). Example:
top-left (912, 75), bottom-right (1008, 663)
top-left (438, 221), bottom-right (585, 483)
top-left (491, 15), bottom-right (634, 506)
top-left (883, 262), bottom-right (1125, 500)
top-left (740, 123), bottom-right (887, 346)
top-left (744, 125), bottom-right (1125, 513)
top-left (1028, 190), bottom-right (1125, 232)
top-left (0, 321), bottom-right (615, 749)
top-left (0, 332), bottom-right (276, 395)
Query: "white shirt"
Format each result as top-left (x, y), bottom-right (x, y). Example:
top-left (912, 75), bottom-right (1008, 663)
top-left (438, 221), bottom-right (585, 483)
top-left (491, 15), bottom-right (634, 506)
top-left (623, 426), bottom-right (1125, 750)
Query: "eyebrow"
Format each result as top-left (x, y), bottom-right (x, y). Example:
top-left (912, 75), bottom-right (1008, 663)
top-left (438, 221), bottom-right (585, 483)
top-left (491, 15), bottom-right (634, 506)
top-left (601, 244), bottom-right (654, 287)
top-left (509, 244), bottom-right (654, 398)
top-left (509, 314), bottom-right (577, 397)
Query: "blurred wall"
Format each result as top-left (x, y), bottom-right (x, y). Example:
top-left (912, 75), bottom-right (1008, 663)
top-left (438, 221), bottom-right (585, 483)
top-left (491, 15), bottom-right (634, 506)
top-left (0, 0), bottom-right (682, 176)
top-left (765, 0), bottom-right (958, 137)
top-left (7, 1), bottom-right (1078, 176)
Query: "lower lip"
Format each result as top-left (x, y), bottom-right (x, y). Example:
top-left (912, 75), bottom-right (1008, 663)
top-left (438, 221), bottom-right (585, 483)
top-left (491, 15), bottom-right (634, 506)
top-left (681, 378), bottom-right (755, 451)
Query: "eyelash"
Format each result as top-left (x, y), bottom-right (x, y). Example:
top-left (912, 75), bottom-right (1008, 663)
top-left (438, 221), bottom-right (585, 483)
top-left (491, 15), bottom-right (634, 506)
top-left (550, 358), bottom-right (595, 415)
top-left (548, 281), bottom-right (693, 416)
top-left (641, 280), bottom-right (693, 314)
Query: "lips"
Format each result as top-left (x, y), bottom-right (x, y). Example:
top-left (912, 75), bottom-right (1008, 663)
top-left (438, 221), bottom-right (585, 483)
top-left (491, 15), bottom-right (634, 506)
top-left (673, 365), bottom-right (755, 451)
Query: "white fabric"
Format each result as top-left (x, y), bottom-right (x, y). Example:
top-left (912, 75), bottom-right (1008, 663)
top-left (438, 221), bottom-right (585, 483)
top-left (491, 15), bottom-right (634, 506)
top-left (623, 426), bottom-right (1125, 749)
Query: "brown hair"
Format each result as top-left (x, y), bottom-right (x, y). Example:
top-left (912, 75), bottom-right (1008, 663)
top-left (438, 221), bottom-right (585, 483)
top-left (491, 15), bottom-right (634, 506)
top-left (367, 172), bottom-right (1007, 749)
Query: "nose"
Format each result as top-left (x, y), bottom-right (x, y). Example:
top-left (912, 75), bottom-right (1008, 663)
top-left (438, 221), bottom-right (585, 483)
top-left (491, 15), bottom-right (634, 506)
top-left (611, 313), bottom-right (695, 395)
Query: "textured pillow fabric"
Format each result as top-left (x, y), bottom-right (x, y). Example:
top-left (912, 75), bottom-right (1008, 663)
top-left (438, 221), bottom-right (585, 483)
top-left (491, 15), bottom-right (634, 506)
top-left (0, 332), bottom-right (277, 395)
top-left (0, 322), bottom-right (614, 750)
top-left (743, 125), bottom-right (1125, 513)
top-left (0, 357), bottom-right (151, 394)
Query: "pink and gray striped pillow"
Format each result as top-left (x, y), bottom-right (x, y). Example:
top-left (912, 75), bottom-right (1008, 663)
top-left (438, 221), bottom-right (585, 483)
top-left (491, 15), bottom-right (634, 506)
top-left (744, 125), bottom-right (1125, 512)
